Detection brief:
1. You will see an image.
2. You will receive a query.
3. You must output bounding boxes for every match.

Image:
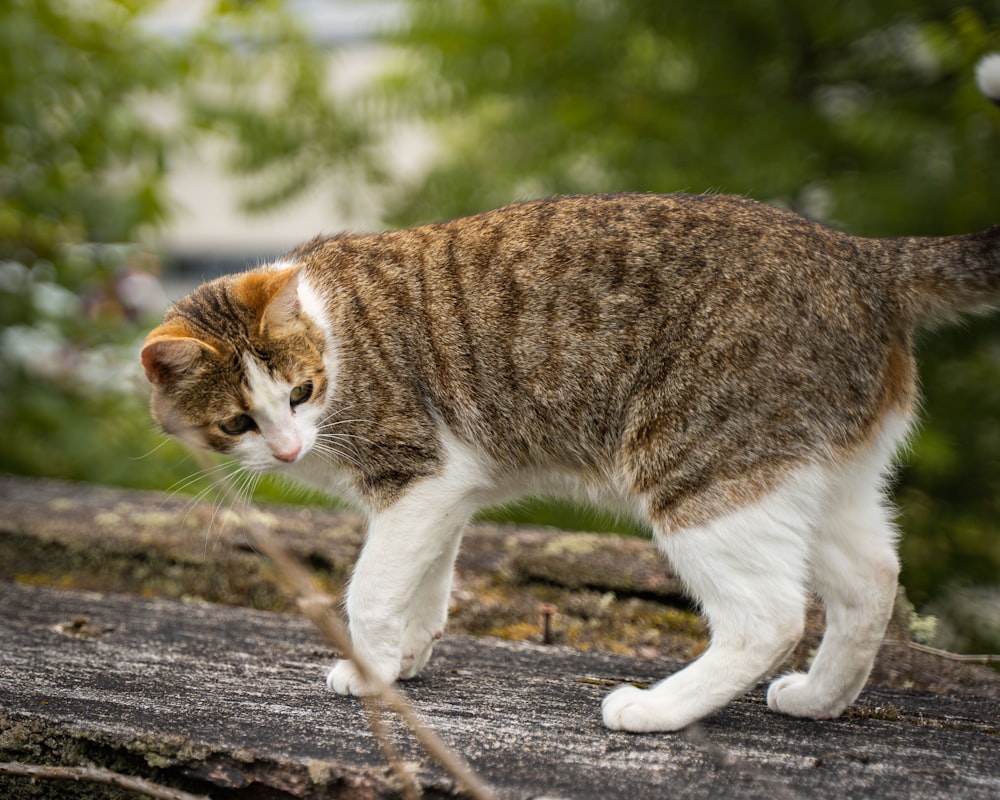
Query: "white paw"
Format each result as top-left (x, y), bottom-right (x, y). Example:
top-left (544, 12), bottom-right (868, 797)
top-left (767, 672), bottom-right (844, 719)
top-left (602, 685), bottom-right (689, 733)
top-left (398, 627), bottom-right (442, 680)
top-left (326, 658), bottom-right (398, 697)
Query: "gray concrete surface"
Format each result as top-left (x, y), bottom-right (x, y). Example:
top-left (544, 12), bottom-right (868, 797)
top-left (1, 580), bottom-right (997, 799)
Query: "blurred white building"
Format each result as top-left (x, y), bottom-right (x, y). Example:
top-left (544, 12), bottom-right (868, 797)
top-left (146, 1), bottom-right (420, 289)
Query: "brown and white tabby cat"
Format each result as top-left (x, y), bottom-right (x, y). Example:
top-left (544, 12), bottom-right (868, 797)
top-left (142, 63), bottom-right (1000, 733)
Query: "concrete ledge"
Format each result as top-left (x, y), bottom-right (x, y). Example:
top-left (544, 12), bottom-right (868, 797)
top-left (2, 581), bottom-right (999, 799)
top-left (1, 476), bottom-right (999, 798)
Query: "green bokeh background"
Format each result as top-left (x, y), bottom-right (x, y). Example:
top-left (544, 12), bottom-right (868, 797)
top-left (1, 1), bottom-right (998, 623)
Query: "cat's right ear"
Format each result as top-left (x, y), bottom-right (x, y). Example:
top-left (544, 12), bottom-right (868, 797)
top-left (140, 331), bottom-right (215, 387)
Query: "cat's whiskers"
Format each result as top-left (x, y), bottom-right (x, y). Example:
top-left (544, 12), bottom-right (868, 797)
top-left (319, 419), bottom-right (376, 442)
top-left (163, 459), bottom-right (233, 501)
top-left (180, 455), bottom-right (260, 554)
top-left (318, 405), bottom-right (376, 435)
top-left (129, 437), bottom-right (173, 461)
top-left (308, 410), bottom-right (385, 470)
top-left (222, 467), bottom-right (264, 556)
top-left (202, 466), bottom-right (239, 546)
top-left (157, 457), bottom-right (241, 537)
top-left (318, 414), bottom-right (389, 454)
top-left (311, 435), bottom-right (365, 470)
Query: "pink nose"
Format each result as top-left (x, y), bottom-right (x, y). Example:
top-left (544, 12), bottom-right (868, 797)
top-left (273, 443), bottom-right (301, 463)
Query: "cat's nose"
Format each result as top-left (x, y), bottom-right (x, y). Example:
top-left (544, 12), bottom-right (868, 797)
top-left (273, 443), bottom-right (302, 463)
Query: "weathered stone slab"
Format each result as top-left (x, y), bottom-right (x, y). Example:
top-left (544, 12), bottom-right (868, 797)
top-left (3, 475), bottom-right (998, 691)
top-left (0, 475), bottom-right (696, 657)
top-left (508, 530), bottom-right (686, 600)
top-left (1, 581), bottom-right (998, 799)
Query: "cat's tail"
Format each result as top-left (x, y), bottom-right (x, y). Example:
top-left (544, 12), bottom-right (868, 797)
top-left (886, 54), bottom-right (1000, 322)
top-left (887, 227), bottom-right (1000, 322)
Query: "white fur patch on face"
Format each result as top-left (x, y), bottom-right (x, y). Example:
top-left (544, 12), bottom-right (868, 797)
top-left (233, 355), bottom-right (321, 472)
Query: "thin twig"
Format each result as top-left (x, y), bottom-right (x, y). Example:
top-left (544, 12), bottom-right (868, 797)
top-left (364, 699), bottom-right (421, 800)
top-left (884, 639), bottom-right (1000, 665)
top-left (248, 513), bottom-right (495, 800)
top-left (186, 449), bottom-right (494, 799)
top-left (0, 762), bottom-right (207, 800)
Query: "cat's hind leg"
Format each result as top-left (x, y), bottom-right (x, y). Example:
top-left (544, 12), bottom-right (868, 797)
top-left (767, 445), bottom-right (901, 719)
top-left (602, 469), bottom-right (818, 732)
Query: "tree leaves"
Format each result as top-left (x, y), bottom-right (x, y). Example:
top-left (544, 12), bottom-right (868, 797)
top-left (382, 0), bottom-right (1000, 602)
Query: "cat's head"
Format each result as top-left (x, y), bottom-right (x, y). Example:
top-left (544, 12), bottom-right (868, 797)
top-left (140, 266), bottom-right (329, 472)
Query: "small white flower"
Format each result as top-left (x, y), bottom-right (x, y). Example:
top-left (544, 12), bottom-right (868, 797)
top-left (975, 53), bottom-right (1000, 102)
top-left (0, 261), bottom-right (29, 293)
top-left (31, 281), bottom-right (80, 319)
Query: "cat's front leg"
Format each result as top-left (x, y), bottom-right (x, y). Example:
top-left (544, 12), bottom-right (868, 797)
top-left (397, 533), bottom-right (463, 680)
top-left (326, 483), bottom-right (473, 696)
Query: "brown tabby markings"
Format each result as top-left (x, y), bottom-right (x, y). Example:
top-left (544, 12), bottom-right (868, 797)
top-left (147, 193), bottom-right (999, 528)
top-left (290, 194), bottom-right (921, 524)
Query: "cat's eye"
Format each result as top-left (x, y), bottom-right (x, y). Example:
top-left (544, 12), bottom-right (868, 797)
top-left (219, 414), bottom-right (256, 436)
top-left (289, 381), bottom-right (313, 407)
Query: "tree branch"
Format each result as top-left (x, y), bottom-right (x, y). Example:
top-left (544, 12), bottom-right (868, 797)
top-left (884, 639), bottom-right (1000, 665)
top-left (189, 450), bottom-right (495, 800)
top-left (0, 762), bottom-right (207, 800)
top-left (248, 512), bottom-right (495, 800)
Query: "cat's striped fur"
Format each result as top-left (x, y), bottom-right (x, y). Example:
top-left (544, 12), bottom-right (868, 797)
top-left (143, 73), bottom-right (1000, 732)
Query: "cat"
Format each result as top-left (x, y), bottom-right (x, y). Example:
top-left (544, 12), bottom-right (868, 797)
top-left (141, 63), bottom-right (1000, 734)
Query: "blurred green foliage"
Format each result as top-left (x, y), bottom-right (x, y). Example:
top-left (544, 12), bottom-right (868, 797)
top-left (0, 0), bottom-right (366, 505)
top-left (1, 0), bottom-right (998, 606)
top-left (0, 0), bottom-right (175, 266)
top-left (386, 1), bottom-right (1000, 237)
top-left (383, 0), bottom-right (1000, 604)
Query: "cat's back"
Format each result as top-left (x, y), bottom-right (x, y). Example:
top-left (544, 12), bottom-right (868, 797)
top-left (293, 194), bottom-right (911, 496)
top-left (300, 192), bottom-right (887, 323)
top-left (297, 192), bottom-right (901, 413)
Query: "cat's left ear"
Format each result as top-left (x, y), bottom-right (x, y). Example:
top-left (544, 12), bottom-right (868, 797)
top-left (140, 328), bottom-right (217, 387)
top-left (259, 266), bottom-right (303, 336)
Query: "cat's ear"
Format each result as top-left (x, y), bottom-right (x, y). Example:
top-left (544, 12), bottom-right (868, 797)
top-left (258, 266), bottom-right (303, 336)
top-left (140, 329), bottom-right (216, 387)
